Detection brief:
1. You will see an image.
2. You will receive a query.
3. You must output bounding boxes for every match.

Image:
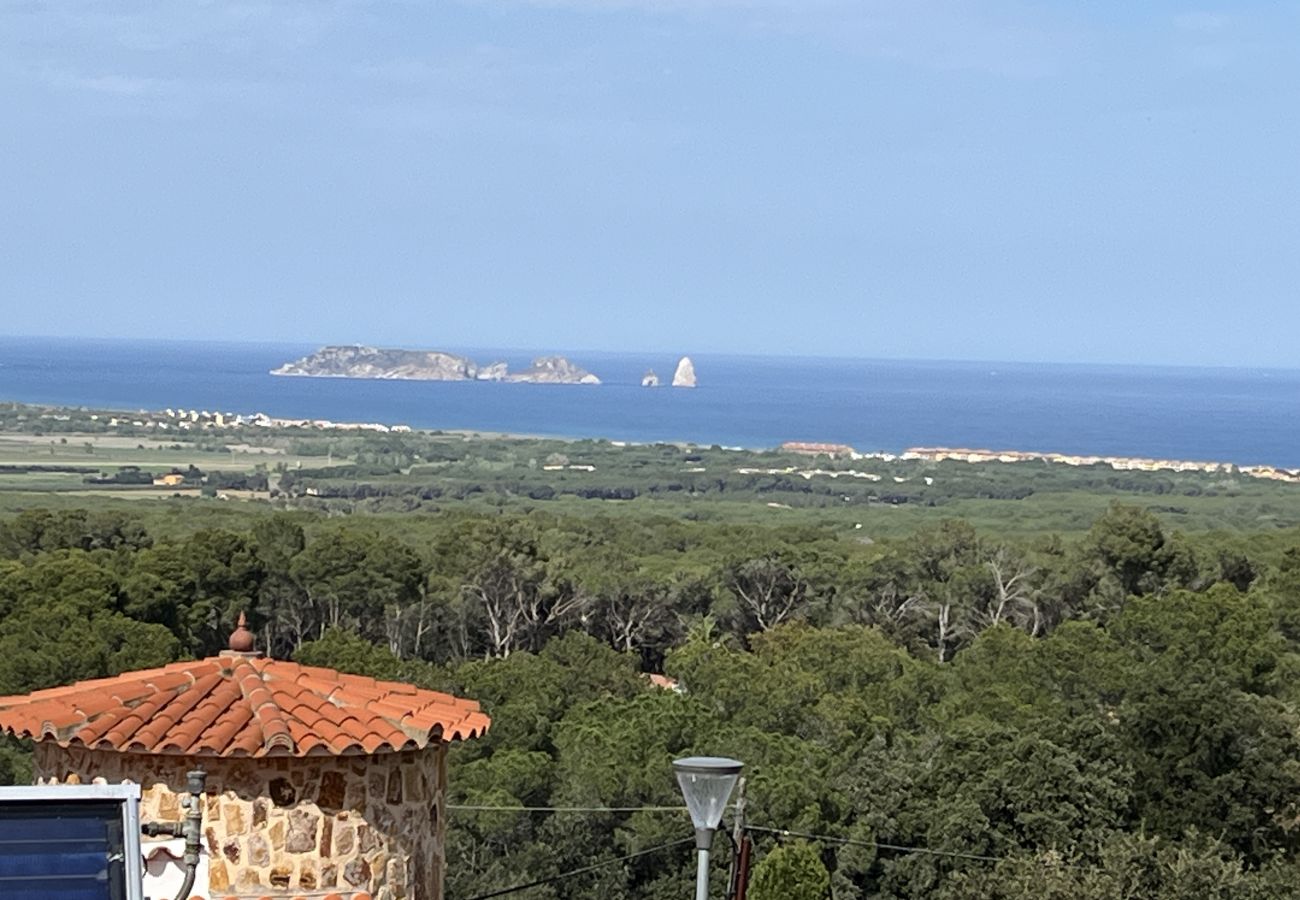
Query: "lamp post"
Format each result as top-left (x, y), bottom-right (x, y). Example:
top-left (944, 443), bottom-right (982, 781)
top-left (673, 756), bottom-right (744, 900)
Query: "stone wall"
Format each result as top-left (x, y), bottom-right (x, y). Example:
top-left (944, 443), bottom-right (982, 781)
top-left (33, 743), bottom-right (447, 900)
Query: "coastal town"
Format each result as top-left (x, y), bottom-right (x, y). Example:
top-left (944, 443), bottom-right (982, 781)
top-left (779, 441), bottom-right (1300, 484)
top-left (54, 407), bottom-right (414, 435)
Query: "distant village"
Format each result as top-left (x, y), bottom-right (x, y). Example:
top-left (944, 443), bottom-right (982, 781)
top-left (778, 441), bottom-right (1300, 485)
top-left (71, 407), bottom-right (414, 435)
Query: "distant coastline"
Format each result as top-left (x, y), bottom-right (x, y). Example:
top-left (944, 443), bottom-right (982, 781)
top-left (895, 446), bottom-right (1300, 485)
top-left (14, 403), bottom-right (1300, 486)
top-left (3, 337), bottom-right (1300, 470)
top-left (776, 441), bottom-right (1300, 485)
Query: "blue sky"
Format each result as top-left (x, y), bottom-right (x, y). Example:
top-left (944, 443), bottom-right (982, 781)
top-left (2, 1), bottom-right (1297, 367)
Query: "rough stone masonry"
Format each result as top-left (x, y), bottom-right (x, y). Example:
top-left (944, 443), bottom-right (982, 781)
top-left (34, 742), bottom-right (448, 900)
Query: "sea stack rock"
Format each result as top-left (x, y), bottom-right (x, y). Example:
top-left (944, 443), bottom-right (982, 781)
top-left (641, 370), bottom-right (660, 387)
top-left (672, 356), bottom-right (697, 388)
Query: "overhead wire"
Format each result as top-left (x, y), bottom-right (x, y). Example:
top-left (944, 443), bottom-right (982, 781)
top-left (459, 836), bottom-right (695, 900)
top-left (449, 805), bottom-right (1021, 864)
top-left (745, 824), bottom-right (1010, 864)
top-left (449, 804), bottom-right (1069, 890)
top-left (449, 804), bottom-right (688, 813)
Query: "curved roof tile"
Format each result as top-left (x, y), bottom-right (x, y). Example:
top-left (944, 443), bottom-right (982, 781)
top-left (0, 653), bottom-right (489, 758)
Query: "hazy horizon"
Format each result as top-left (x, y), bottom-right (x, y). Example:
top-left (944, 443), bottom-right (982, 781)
top-left (3, 3), bottom-right (1298, 368)
top-left (2, 331), bottom-right (1297, 374)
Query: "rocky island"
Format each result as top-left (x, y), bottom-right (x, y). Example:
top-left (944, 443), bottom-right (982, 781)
top-left (272, 346), bottom-right (601, 384)
top-left (503, 355), bottom-right (601, 385)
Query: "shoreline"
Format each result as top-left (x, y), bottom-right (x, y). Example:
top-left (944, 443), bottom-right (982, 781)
top-left (779, 440), bottom-right (1300, 486)
top-left (891, 446), bottom-right (1300, 485)
top-left (7, 401), bottom-right (1300, 487)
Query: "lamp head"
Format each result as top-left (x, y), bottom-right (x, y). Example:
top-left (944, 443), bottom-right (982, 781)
top-left (673, 756), bottom-right (743, 839)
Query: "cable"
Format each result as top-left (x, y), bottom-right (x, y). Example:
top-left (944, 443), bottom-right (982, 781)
top-left (449, 804), bottom-right (688, 813)
top-left (746, 825), bottom-right (1009, 864)
top-left (448, 808), bottom-right (1010, 864)
top-left (460, 836), bottom-right (695, 900)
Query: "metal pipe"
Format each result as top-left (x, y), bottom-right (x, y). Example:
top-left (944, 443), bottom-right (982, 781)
top-left (172, 857), bottom-right (197, 900)
top-left (142, 822), bottom-right (184, 838)
top-left (139, 768), bottom-right (206, 900)
top-left (171, 768), bottom-right (205, 900)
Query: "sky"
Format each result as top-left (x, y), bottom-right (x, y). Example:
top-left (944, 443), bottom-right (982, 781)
top-left (1, 1), bottom-right (1298, 368)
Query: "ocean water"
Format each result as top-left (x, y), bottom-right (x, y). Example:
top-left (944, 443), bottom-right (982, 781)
top-left (0, 336), bottom-right (1298, 468)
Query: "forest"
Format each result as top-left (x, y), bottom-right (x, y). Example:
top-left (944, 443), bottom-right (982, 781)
top-left (3, 493), bottom-right (1300, 898)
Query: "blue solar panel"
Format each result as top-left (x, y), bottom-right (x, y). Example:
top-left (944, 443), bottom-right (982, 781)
top-left (0, 801), bottom-right (127, 900)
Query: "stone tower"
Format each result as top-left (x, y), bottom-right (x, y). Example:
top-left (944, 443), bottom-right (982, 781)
top-left (0, 615), bottom-right (489, 900)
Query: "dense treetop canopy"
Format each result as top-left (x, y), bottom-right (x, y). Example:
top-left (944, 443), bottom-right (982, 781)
top-left (2, 500), bottom-right (1299, 898)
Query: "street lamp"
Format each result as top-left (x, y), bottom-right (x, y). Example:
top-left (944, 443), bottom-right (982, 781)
top-left (673, 756), bottom-right (743, 900)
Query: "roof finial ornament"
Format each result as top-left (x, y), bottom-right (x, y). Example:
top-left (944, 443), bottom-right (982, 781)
top-left (228, 611), bottom-right (256, 654)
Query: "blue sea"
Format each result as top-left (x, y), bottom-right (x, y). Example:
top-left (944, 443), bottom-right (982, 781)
top-left (1, 336), bottom-right (1298, 468)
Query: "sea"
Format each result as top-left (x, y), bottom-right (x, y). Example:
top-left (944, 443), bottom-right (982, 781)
top-left (1, 336), bottom-right (1298, 469)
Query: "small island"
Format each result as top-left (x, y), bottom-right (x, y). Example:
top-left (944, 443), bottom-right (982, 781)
top-left (272, 346), bottom-right (601, 385)
top-left (672, 356), bottom-right (697, 388)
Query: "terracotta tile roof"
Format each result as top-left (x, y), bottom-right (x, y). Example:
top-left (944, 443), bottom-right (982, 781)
top-left (645, 673), bottom-right (680, 691)
top-left (0, 653), bottom-right (489, 757)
